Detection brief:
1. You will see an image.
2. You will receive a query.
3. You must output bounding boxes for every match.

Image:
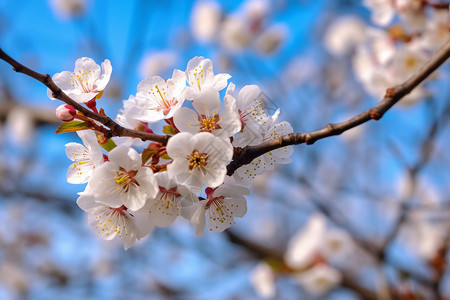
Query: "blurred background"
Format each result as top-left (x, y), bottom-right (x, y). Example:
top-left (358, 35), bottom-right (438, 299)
top-left (0, 0), bottom-right (449, 299)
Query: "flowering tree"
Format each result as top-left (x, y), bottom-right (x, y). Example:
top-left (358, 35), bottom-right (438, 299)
top-left (0, 0), bottom-right (449, 299)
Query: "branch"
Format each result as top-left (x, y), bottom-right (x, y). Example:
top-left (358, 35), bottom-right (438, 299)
top-left (0, 48), bottom-right (170, 145)
top-left (227, 39), bottom-right (450, 175)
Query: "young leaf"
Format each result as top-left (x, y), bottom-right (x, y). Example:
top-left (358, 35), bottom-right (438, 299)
top-left (163, 125), bottom-right (176, 135)
top-left (55, 121), bottom-right (91, 134)
top-left (100, 138), bottom-right (117, 152)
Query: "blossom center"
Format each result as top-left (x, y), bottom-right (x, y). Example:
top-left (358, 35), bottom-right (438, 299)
top-left (198, 114), bottom-right (221, 132)
top-left (405, 57), bottom-right (417, 69)
top-left (70, 70), bottom-right (94, 93)
top-left (114, 168), bottom-right (139, 192)
top-left (159, 186), bottom-right (181, 197)
top-left (187, 150), bottom-right (208, 171)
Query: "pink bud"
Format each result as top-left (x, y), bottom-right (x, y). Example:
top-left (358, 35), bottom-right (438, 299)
top-left (56, 104), bottom-right (76, 122)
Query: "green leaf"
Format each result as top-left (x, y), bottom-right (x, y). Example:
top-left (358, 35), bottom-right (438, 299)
top-left (160, 153), bottom-right (171, 160)
top-left (162, 125), bottom-right (176, 135)
top-left (142, 148), bottom-right (160, 165)
top-left (100, 138), bottom-right (117, 152)
top-left (55, 121), bottom-right (91, 134)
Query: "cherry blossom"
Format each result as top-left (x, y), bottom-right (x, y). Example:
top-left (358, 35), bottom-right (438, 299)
top-left (324, 16), bottom-right (367, 56)
top-left (47, 57), bottom-right (112, 103)
top-left (65, 130), bottom-right (104, 184)
top-left (284, 214), bottom-right (326, 269)
top-left (228, 83), bottom-right (269, 147)
top-left (76, 193), bottom-right (152, 250)
top-left (173, 86), bottom-right (241, 138)
top-left (250, 262), bottom-right (276, 299)
top-left (190, 0), bottom-right (221, 43)
top-left (166, 132), bottom-right (233, 190)
top-left (144, 172), bottom-right (197, 227)
top-left (116, 95), bottom-right (143, 130)
top-left (183, 184), bottom-right (248, 236)
top-left (127, 69), bottom-right (187, 122)
top-left (88, 146), bottom-right (158, 211)
top-left (293, 264), bottom-right (342, 296)
top-left (185, 56), bottom-right (231, 98)
top-left (233, 110), bottom-right (293, 185)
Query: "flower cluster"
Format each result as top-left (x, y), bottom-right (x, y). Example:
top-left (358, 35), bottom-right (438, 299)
top-left (50, 56), bottom-right (293, 249)
top-left (325, 1), bottom-right (449, 105)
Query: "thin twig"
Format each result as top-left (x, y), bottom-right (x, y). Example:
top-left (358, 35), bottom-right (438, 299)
top-left (227, 39), bottom-right (450, 175)
top-left (0, 48), bottom-right (170, 145)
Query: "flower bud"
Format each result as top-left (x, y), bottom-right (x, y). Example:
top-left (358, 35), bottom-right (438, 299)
top-left (56, 104), bottom-right (76, 122)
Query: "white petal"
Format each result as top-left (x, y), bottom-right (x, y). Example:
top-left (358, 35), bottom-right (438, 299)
top-left (95, 59), bottom-right (112, 91)
top-left (108, 146), bottom-right (140, 171)
top-left (173, 107), bottom-right (201, 134)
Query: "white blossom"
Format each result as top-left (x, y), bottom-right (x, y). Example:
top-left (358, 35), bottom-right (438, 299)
top-left (250, 262), bottom-right (276, 299)
top-left (65, 130), bottom-right (104, 184)
top-left (88, 146), bottom-right (158, 211)
top-left (185, 56), bottom-right (231, 99)
top-left (254, 24), bottom-right (288, 55)
top-left (47, 57), bottom-right (112, 103)
top-left (363, 0), bottom-right (396, 26)
top-left (144, 172), bottom-right (197, 227)
top-left (284, 214), bottom-right (326, 269)
top-left (138, 51), bottom-right (177, 79)
top-left (166, 132), bottom-right (233, 190)
top-left (173, 86), bottom-right (241, 138)
top-left (320, 229), bottom-right (354, 263)
top-left (128, 69), bottom-right (187, 123)
top-left (233, 110), bottom-right (293, 185)
top-left (220, 16), bottom-right (252, 52)
top-left (294, 264), bottom-right (342, 296)
top-left (229, 83), bottom-right (269, 147)
top-left (324, 16), bottom-right (367, 56)
top-left (77, 194), bottom-right (140, 250)
top-left (184, 184), bottom-right (248, 236)
top-left (190, 0), bottom-right (222, 43)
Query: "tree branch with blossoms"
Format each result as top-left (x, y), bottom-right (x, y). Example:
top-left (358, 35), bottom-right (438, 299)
top-left (227, 39), bottom-right (450, 175)
top-left (0, 37), bottom-right (449, 253)
top-left (0, 48), bottom-right (169, 145)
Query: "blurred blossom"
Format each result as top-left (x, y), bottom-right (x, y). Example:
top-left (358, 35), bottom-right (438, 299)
top-left (6, 107), bottom-right (34, 146)
top-left (49, 0), bottom-right (87, 19)
top-left (254, 24), bottom-right (288, 55)
top-left (250, 262), bottom-right (276, 298)
top-left (190, 0), bottom-right (222, 43)
top-left (283, 55), bottom-right (319, 87)
top-left (220, 16), bottom-right (252, 51)
top-left (363, 0), bottom-right (426, 28)
top-left (324, 16), bottom-right (366, 56)
top-left (320, 230), bottom-right (354, 263)
top-left (293, 264), bottom-right (342, 296)
top-left (241, 0), bottom-right (269, 31)
top-left (420, 13), bottom-right (450, 51)
top-left (401, 216), bottom-right (445, 260)
top-left (363, 0), bottom-right (395, 26)
top-left (0, 263), bottom-right (29, 296)
top-left (352, 28), bottom-right (431, 104)
top-left (138, 51), bottom-right (178, 79)
top-left (284, 214), bottom-right (326, 269)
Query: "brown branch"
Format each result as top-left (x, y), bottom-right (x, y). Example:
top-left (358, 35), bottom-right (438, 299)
top-left (0, 48), bottom-right (170, 145)
top-left (227, 39), bottom-right (450, 175)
